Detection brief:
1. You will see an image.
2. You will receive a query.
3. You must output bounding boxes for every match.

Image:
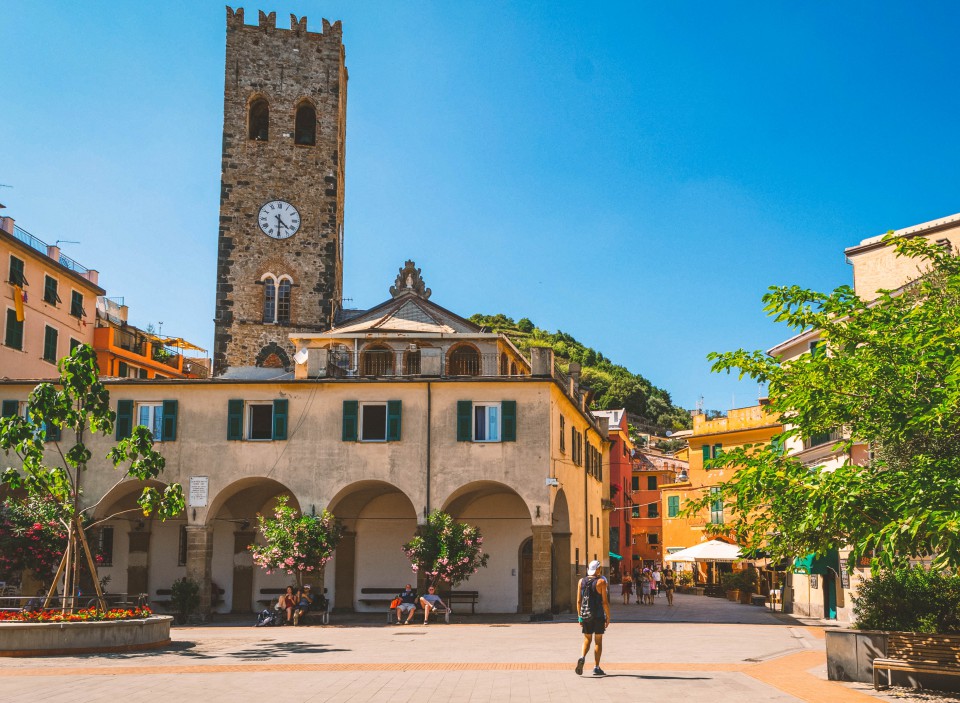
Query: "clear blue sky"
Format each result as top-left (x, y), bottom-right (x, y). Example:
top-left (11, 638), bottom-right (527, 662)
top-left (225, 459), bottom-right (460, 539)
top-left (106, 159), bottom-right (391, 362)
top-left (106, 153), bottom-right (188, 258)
top-left (3, 2), bottom-right (959, 412)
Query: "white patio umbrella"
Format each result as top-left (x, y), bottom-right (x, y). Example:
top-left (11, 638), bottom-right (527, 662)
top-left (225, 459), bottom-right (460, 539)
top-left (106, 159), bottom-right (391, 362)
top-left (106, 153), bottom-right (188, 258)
top-left (665, 539), bottom-right (743, 563)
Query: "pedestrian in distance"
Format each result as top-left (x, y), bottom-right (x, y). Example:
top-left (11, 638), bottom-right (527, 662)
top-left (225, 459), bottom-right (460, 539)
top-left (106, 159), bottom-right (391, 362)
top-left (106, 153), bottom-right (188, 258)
top-left (576, 560), bottom-right (611, 676)
top-left (641, 568), bottom-right (654, 605)
top-left (621, 572), bottom-right (633, 605)
top-left (652, 565), bottom-right (662, 598)
top-left (662, 566), bottom-right (676, 606)
top-left (632, 566), bottom-right (641, 604)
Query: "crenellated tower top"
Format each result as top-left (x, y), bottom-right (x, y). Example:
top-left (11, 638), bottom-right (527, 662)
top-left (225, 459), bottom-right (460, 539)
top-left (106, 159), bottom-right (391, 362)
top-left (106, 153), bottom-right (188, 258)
top-left (225, 6), bottom-right (342, 40)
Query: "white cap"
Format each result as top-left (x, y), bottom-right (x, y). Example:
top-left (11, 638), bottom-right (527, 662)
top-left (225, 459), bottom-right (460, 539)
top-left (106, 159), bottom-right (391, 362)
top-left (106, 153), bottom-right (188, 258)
top-left (587, 560), bottom-right (601, 576)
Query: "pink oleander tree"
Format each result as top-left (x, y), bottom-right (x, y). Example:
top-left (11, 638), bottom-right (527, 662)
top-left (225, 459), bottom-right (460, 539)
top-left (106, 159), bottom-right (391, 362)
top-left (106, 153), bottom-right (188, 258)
top-left (249, 496), bottom-right (343, 588)
top-left (0, 495), bottom-right (69, 584)
top-left (402, 510), bottom-right (488, 589)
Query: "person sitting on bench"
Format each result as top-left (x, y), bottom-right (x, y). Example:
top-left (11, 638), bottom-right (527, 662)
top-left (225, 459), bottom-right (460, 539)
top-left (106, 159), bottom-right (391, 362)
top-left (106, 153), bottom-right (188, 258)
top-left (293, 584), bottom-right (313, 626)
top-left (419, 585), bottom-right (449, 624)
top-left (396, 584), bottom-right (417, 625)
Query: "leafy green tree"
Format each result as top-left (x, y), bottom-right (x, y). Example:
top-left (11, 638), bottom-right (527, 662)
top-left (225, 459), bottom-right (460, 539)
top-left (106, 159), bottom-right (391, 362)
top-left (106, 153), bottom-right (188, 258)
top-left (403, 510), bottom-right (488, 588)
top-left (690, 236), bottom-right (960, 570)
top-left (0, 345), bottom-right (184, 609)
top-left (249, 495), bottom-right (343, 588)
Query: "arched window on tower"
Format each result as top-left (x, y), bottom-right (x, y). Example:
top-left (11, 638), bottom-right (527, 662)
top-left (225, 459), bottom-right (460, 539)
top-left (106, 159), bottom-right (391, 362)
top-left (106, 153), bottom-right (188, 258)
top-left (261, 273), bottom-right (293, 324)
top-left (249, 97), bottom-right (269, 141)
top-left (294, 101), bottom-right (316, 146)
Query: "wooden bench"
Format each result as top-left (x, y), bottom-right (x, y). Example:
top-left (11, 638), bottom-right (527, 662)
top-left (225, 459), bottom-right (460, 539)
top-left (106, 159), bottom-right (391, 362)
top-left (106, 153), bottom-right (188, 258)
top-left (873, 633), bottom-right (960, 690)
top-left (258, 587), bottom-right (330, 624)
top-left (151, 585), bottom-right (225, 612)
top-left (360, 587), bottom-right (458, 624)
top-left (447, 590), bottom-right (479, 614)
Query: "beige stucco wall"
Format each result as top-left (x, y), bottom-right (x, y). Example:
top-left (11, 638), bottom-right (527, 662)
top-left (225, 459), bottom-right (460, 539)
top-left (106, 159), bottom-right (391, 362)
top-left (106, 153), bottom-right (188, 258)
top-left (846, 216), bottom-right (960, 301)
top-left (0, 375), bottom-right (604, 613)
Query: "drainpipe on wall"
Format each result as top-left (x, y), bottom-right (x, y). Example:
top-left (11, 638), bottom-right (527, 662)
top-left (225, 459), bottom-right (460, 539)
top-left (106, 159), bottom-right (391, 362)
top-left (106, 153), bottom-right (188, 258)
top-left (584, 427), bottom-right (589, 572)
top-left (426, 381), bottom-right (431, 518)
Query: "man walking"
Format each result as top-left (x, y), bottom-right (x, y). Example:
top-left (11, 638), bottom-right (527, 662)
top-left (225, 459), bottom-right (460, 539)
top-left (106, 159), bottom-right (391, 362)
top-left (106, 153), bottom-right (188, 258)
top-left (576, 560), bottom-right (611, 676)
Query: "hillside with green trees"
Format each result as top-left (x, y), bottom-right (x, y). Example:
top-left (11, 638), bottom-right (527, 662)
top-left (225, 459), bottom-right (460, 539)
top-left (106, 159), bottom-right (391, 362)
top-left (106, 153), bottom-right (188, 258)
top-left (470, 314), bottom-right (691, 432)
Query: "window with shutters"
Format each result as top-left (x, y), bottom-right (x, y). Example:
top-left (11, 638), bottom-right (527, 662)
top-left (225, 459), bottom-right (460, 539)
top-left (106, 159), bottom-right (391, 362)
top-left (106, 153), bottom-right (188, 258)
top-left (178, 525), bottom-right (188, 566)
top-left (631, 476), bottom-right (639, 491)
top-left (632, 505), bottom-right (640, 519)
top-left (647, 475), bottom-right (657, 490)
top-left (3, 399), bottom-right (61, 442)
top-left (8, 256), bottom-right (26, 287)
top-left (667, 495), bottom-right (680, 518)
top-left (648, 503), bottom-right (659, 518)
top-left (456, 400), bottom-right (516, 443)
top-left (342, 400), bottom-right (401, 442)
top-left (70, 290), bottom-right (85, 318)
top-left (42, 326), bottom-right (58, 363)
top-left (559, 415), bottom-right (565, 452)
top-left (5, 308), bottom-right (23, 350)
top-left (43, 275), bottom-right (60, 306)
top-left (118, 399), bottom-right (178, 442)
top-left (709, 487), bottom-right (724, 524)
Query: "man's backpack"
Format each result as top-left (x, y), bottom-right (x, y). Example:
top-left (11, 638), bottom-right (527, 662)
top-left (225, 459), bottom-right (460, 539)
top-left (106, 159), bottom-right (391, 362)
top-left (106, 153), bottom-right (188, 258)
top-left (580, 577), bottom-right (600, 620)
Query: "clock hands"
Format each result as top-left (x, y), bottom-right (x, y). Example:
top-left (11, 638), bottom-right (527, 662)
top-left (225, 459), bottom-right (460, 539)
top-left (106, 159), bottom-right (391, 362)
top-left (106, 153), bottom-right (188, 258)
top-left (275, 213), bottom-right (289, 231)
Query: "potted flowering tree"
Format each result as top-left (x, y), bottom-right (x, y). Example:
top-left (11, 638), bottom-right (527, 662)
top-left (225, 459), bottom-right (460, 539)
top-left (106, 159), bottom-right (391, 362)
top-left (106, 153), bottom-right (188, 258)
top-left (402, 510), bottom-right (488, 592)
top-left (249, 496), bottom-right (343, 589)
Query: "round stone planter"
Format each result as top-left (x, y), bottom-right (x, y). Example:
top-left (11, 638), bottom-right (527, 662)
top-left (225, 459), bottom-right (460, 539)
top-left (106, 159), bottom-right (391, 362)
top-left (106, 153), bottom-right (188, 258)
top-left (0, 615), bottom-right (172, 657)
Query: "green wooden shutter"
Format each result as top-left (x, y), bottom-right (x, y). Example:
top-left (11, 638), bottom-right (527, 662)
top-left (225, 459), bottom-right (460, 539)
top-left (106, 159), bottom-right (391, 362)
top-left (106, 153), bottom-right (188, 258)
top-left (386, 400), bottom-right (402, 441)
top-left (227, 399), bottom-right (244, 440)
top-left (273, 399), bottom-right (288, 440)
top-left (701, 444), bottom-right (711, 462)
top-left (713, 443), bottom-right (722, 458)
top-left (501, 400), bottom-right (516, 442)
top-left (668, 496), bottom-right (680, 518)
top-left (456, 401), bottom-right (472, 441)
top-left (44, 421), bottom-right (61, 442)
top-left (342, 400), bottom-right (358, 441)
top-left (115, 399), bottom-right (133, 440)
top-left (1, 400), bottom-right (19, 417)
top-left (162, 400), bottom-right (178, 441)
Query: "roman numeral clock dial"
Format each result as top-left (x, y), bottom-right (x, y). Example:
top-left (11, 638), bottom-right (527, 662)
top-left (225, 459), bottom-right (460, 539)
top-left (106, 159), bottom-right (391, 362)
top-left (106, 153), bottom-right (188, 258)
top-left (258, 200), bottom-right (301, 239)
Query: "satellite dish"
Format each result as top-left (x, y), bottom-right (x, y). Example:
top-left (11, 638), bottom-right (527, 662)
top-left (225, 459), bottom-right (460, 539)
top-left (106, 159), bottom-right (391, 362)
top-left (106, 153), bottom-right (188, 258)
top-left (665, 431), bottom-right (672, 437)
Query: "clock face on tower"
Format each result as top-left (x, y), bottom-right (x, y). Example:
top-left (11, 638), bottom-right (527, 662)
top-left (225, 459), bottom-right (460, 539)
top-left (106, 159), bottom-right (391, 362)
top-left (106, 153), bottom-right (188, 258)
top-left (258, 200), bottom-right (301, 239)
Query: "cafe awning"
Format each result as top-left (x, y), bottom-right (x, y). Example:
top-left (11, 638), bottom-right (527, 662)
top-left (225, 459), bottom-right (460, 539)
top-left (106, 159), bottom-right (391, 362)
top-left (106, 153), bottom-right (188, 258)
top-left (609, 552), bottom-right (622, 560)
top-left (664, 539), bottom-right (743, 563)
top-left (793, 549), bottom-right (839, 575)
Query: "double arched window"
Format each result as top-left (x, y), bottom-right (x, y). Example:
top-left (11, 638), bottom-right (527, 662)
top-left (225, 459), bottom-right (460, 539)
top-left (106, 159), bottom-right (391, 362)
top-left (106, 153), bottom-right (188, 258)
top-left (246, 95), bottom-right (317, 147)
top-left (261, 273), bottom-right (292, 324)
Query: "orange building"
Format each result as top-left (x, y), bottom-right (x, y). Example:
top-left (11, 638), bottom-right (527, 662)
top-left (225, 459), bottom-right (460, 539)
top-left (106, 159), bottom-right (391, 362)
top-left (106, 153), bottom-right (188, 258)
top-left (661, 402), bottom-right (782, 567)
top-left (93, 297), bottom-right (209, 379)
top-left (631, 448), bottom-right (688, 568)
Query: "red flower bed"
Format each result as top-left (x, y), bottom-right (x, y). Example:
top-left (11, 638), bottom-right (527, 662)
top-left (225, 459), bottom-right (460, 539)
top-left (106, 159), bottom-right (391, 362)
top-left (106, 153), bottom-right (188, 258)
top-left (0, 606), bottom-right (152, 622)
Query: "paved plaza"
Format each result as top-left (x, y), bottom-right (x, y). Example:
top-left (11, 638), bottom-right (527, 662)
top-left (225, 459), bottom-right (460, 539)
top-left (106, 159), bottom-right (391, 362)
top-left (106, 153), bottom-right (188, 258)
top-left (0, 593), bottom-right (951, 702)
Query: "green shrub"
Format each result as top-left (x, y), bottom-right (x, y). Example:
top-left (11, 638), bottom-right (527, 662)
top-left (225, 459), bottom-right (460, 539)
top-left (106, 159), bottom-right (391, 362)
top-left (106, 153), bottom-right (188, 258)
top-left (853, 566), bottom-right (960, 633)
top-left (171, 577), bottom-right (200, 623)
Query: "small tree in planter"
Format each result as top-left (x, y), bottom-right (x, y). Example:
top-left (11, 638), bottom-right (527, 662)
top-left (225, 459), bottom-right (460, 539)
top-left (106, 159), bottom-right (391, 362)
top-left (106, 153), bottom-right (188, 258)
top-left (0, 345), bottom-right (184, 612)
top-left (249, 496), bottom-right (343, 589)
top-left (402, 510), bottom-right (489, 589)
top-left (170, 577), bottom-right (200, 625)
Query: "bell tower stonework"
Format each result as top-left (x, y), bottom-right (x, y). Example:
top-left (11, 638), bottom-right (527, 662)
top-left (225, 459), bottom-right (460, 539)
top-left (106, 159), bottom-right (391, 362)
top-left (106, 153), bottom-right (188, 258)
top-left (213, 7), bottom-right (347, 376)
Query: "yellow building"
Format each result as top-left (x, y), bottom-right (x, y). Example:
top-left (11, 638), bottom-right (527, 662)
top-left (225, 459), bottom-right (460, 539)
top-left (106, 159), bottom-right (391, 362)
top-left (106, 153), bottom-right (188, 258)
top-left (661, 403), bottom-right (782, 571)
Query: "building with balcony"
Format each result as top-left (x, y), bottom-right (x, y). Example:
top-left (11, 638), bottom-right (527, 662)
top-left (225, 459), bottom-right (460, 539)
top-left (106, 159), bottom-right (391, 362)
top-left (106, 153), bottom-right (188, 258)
top-left (94, 297), bottom-right (210, 380)
top-left (0, 212), bottom-right (104, 379)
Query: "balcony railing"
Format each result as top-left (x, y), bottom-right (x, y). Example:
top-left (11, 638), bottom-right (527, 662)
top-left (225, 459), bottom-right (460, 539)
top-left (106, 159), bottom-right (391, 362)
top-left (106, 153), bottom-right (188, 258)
top-left (802, 429), bottom-right (843, 451)
top-left (318, 350), bottom-right (525, 379)
top-left (12, 225), bottom-right (90, 275)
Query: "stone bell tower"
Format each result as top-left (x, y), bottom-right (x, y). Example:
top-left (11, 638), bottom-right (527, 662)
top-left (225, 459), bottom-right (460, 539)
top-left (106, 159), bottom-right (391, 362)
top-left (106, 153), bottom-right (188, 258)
top-left (213, 7), bottom-right (347, 375)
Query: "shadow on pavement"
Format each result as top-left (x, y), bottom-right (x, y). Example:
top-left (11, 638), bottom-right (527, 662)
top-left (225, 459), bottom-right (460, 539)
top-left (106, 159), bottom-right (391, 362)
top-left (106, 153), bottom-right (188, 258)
top-left (229, 641), bottom-right (350, 660)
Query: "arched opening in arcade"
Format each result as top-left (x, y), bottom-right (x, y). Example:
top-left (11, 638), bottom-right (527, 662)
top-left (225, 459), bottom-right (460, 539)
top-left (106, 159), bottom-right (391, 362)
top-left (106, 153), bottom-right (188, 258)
top-left (442, 481), bottom-right (532, 613)
top-left (205, 477), bottom-right (299, 613)
top-left (326, 481), bottom-right (418, 611)
top-left (551, 488), bottom-right (573, 613)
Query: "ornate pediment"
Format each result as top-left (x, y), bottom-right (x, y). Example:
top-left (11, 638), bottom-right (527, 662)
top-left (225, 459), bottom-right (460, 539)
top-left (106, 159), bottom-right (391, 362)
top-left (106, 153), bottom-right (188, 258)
top-left (389, 260), bottom-right (431, 299)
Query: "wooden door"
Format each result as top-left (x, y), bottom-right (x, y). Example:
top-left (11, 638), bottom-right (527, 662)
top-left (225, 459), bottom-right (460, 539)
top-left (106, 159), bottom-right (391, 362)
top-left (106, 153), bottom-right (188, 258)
top-left (520, 538), bottom-right (533, 613)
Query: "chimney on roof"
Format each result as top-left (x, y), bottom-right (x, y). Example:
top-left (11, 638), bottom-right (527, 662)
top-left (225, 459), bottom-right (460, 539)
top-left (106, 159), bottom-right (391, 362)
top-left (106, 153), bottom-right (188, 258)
top-left (0, 216), bottom-right (13, 235)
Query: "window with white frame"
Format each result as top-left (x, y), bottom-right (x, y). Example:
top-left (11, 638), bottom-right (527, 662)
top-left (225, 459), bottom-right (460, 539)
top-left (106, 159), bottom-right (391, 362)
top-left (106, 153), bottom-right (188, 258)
top-left (247, 402), bottom-right (275, 440)
top-left (473, 402), bottom-right (500, 442)
top-left (137, 402), bottom-right (165, 441)
top-left (360, 402), bottom-right (388, 442)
